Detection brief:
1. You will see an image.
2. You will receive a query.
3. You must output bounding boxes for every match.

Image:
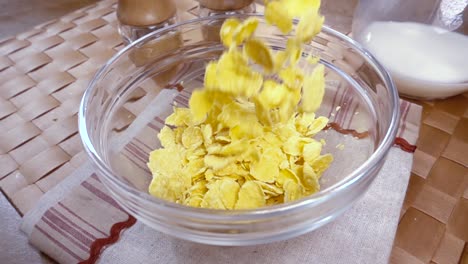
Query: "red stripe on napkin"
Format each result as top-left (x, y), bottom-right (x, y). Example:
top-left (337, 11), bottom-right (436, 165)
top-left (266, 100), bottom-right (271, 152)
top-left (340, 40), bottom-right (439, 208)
top-left (79, 215), bottom-right (137, 264)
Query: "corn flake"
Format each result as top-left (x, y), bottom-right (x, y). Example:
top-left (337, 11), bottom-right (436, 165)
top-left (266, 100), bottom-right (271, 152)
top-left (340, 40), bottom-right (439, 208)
top-left (244, 38), bottom-right (274, 72)
top-left (158, 126), bottom-right (175, 148)
top-left (220, 18), bottom-right (241, 47)
top-left (306, 116), bottom-right (329, 136)
top-left (302, 64), bottom-right (325, 113)
top-left (233, 18), bottom-right (259, 45)
top-left (283, 179), bottom-right (304, 202)
top-left (235, 181), bottom-right (266, 209)
top-left (250, 154), bottom-right (279, 183)
top-left (303, 140), bottom-right (322, 164)
top-left (165, 107), bottom-right (193, 126)
top-left (265, 1), bottom-right (293, 33)
top-left (181, 126), bottom-right (203, 149)
top-left (189, 89), bottom-right (212, 122)
top-left (302, 163), bottom-right (319, 192)
top-left (310, 154), bottom-right (334, 178)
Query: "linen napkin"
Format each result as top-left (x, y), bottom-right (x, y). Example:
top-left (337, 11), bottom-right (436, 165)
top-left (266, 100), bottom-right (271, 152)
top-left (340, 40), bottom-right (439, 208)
top-left (21, 79), bottom-right (422, 263)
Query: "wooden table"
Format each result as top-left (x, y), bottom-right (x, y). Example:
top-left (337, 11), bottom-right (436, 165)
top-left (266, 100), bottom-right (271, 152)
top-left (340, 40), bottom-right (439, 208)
top-left (0, 0), bottom-right (466, 263)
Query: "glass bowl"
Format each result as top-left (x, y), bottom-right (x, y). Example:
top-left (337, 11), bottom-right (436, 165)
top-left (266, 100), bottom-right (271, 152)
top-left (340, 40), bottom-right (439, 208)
top-left (79, 14), bottom-right (399, 246)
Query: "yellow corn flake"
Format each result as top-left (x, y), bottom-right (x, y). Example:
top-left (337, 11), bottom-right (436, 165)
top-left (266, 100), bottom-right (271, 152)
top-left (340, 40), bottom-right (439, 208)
top-left (233, 18), bottom-right (259, 45)
top-left (279, 159), bottom-right (289, 169)
top-left (257, 80), bottom-right (289, 109)
top-left (307, 54), bottom-right (320, 65)
top-left (165, 107), bottom-right (193, 126)
top-left (277, 97), bottom-right (296, 123)
top-left (183, 157), bottom-right (205, 176)
top-left (148, 151), bottom-right (191, 202)
top-left (219, 139), bottom-right (249, 156)
top-left (310, 153), bottom-right (334, 178)
top-left (296, 8), bottom-right (324, 43)
top-left (303, 140), bottom-right (322, 164)
top-left (186, 149), bottom-right (203, 159)
top-left (235, 181), bottom-right (266, 209)
top-left (204, 155), bottom-right (230, 171)
top-left (201, 181), bottom-right (226, 209)
top-left (273, 122), bottom-right (300, 140)
top-left (218, 101), bottom-right (257, 129)
top-left (218, 48), bottom-right (248, 70)
top-left (201, 124), bottom-right (213, 145)
top-left (220, 18), bottom-right (241, 47)
top-left (204, 62), bottom-right (218, 90)
top-left (148, 148), bottom-right (182, 176)
top-left (266, 195), bottom-right (284, 205)
top-left (302, 163), bottom-right (319, 192)
top-left (237, 143), bottom-right (261, 162)
top-left (286, 39), bottom-right (302, 65)
top-left (219, 178), bottom-right (241, 209)
top-left (229, 122), bottom-right (263, 140)
top-left (148, 0), bottom-right (332, 209)
top-left (206, 143), bottom-right (223, 155)
top-left (264, 147), bottom-right (287, 163)
top-left (184, 181), bottom-right (207, 207)
top-left (273, 50), bottom-right (289, 71)
top-left (265, 0), bottom-right (293, 33)
top-left (250, 154), bottom-right (279, 183)
top-left (295, 112), bottom-right (315, 134)
top-left (279, 66), bottom-right (304, 90)
top-left (284, 0), bottom-right (321, 17)
top-left (173, 127), bottom-right (184, 144)
top-left (214, 130), bottom-right (231, 143)
top-left (186, 148), bottom-right (207, 161)
top-left (263, 131), bottom-right (282, 146)
top-left (283, 179), bottom-right (304, 202)
top-left (158, 126), bottom-right (175, 148)
top-left (255, 180), bottom-right (284, 196)
top-left (189, 89), bottom-right (212, 122)
top-left (306, 116), bottom-right (329, 136)
top-left (216, 163), bottom-right (248, 177)
top-left (302, 64), bottom-right (325, 113)
top-left (276, 168), bottom-right (300, 187)
top-left (181, 126), bottom-right (203, 149)
top-left (216, 57), bottom-right (264, 97)
top-left (283, 135), bottom-right (312, 156)
top-left (205, 169), bottom-right (215, 181)
top-left (244, 38), bottom-right (274, 72)
top-left (149, 173), bottom-right (179, 202)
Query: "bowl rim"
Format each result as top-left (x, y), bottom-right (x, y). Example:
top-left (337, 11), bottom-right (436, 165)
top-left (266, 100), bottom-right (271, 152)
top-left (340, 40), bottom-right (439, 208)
top-left (79, 13), bottom-right (400, 220)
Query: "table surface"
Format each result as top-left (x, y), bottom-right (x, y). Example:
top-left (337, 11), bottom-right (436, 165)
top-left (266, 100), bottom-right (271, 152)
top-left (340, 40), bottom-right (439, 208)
top-left (0, 0), bottom-right (467, 263)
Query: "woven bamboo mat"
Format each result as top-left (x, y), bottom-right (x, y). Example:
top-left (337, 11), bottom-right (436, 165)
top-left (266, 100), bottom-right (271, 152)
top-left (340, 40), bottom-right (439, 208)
top-left (392, 95), bottom-right (468, 264)
top-left (0, 0), bottom-right (198, 214)
top-left (0, 0), bottom-right (467, 263)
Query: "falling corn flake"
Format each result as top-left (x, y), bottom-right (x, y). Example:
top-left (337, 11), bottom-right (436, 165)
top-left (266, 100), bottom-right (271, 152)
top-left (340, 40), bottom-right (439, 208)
top-left (147, 0), bottom-right (333, 210)
top-left (335, 143), bottom-right (345, 150)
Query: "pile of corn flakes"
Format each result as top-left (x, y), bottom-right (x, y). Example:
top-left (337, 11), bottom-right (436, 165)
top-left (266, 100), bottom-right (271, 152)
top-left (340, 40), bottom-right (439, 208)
top-left (147, 0), bottom-right (333, 209)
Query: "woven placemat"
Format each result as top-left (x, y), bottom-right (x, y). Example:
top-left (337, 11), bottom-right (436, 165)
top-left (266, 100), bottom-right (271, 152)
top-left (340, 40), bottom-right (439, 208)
top-left (0, 0), bottom-right (198, 215)
top-left (0, 0), bottom-right (466, 263)
top-left (391, 95), bottom-right (468, 264)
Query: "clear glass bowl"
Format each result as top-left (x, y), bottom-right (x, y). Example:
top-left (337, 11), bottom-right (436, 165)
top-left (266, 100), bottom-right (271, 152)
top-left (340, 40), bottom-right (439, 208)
top-left (79, 14), bottom-right (399, 246)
